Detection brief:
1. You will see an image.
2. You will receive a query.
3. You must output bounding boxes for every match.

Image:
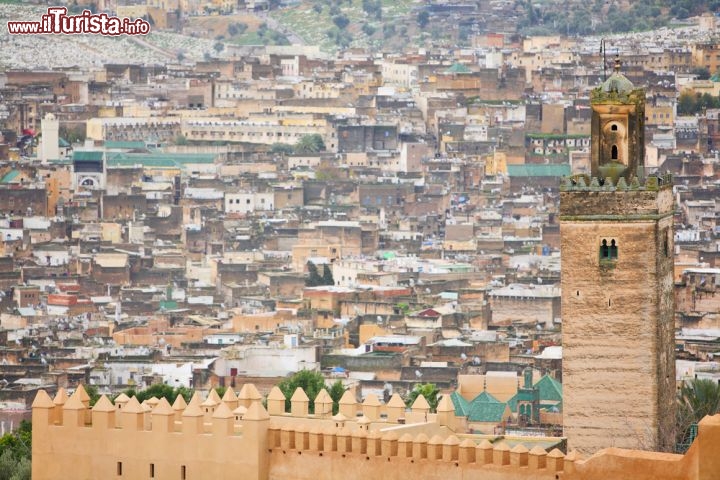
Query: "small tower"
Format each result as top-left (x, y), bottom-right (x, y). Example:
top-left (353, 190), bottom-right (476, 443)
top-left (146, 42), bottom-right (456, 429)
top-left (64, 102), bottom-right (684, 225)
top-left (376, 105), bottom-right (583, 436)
top-left (590, 57), bottom-right (645, 183)
top-left (40, 113), bottom-right (60, 163)
top-left (560, 58), bottom-right (675, 454)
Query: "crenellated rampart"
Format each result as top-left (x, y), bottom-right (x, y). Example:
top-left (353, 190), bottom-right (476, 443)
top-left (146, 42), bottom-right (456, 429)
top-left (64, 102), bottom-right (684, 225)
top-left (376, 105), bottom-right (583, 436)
top-left (30, 384), bottom-right (720, 480)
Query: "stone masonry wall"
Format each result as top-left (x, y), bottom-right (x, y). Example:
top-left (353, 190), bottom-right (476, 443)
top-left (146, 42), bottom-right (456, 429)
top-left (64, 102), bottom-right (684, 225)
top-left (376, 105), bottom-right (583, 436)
top-left (560, 182), bottom-right (675, 453)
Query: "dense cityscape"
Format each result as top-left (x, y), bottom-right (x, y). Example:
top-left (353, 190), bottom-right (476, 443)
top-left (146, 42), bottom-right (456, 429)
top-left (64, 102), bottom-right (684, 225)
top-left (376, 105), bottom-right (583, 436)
top-left (1, 0), bottom-right (720, 479)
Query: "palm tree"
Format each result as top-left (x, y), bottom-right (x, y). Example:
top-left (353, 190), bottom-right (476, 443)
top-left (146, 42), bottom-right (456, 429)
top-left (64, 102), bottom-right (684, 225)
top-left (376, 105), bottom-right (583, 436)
top-left (676, 378), bottom-right (720, 451)
top-left (294, 134), bottom-right (325, 154)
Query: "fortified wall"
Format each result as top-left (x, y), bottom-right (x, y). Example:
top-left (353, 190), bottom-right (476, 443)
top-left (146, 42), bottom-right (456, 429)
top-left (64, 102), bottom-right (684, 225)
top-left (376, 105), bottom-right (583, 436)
top-left (31, 384), bottom-right (720, 480)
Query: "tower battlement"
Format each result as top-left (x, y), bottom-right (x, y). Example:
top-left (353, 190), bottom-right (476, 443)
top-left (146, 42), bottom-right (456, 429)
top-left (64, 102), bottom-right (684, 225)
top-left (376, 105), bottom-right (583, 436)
top-left (559, 173), bottom-right (674, 218)
top-left (559, 173), bottom-right (673, 192)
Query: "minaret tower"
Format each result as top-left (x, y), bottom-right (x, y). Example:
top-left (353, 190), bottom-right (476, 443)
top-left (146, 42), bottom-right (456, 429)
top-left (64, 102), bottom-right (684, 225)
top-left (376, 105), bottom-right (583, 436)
top-left (559, 58), bottom-right (675, 454)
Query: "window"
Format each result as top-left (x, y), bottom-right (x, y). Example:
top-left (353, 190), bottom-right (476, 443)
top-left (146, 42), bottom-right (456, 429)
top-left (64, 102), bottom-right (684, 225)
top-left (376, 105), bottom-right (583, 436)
top-left (181, 466), bottom-right (186, 480)
top-left (600, 239), bottom-right (618, 260)
top-left (611, 145), bottom-right (618, 160)
top-left (117, 462), bottom-right (123, 476)
top-left (150, 463), bottom-right (155, 478)
top-left (611, 124), bottom-right (618, 131)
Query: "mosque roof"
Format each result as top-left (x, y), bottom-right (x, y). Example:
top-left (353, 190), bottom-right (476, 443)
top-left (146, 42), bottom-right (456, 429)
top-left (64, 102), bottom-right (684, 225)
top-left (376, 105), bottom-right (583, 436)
top-left (597, 57), bottom-right (636, 95)
top-left (444, 63), bottom-right (472, 74)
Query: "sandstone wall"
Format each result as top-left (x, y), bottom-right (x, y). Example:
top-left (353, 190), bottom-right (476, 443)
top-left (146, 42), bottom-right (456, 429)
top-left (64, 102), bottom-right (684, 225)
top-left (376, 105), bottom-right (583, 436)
top-left (560, 187), bottom-right (675, 453)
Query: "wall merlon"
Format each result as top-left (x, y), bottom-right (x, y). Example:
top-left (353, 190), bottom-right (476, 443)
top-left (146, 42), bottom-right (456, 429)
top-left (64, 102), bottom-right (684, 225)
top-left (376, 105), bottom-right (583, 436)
top-left (31, 387), bottom-right (720, 480)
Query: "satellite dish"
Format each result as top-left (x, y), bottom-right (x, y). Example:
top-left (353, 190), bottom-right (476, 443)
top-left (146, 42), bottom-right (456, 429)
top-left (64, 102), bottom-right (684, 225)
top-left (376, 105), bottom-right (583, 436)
top-left (415, 370), bottom-right (423, 379)
top-left (460, 353), bottom-right (467, 361)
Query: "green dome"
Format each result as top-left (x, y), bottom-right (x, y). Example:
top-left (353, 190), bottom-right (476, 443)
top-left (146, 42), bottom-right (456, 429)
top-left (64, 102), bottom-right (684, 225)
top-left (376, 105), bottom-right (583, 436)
top-left (600, 71), bottom-right (634, 94)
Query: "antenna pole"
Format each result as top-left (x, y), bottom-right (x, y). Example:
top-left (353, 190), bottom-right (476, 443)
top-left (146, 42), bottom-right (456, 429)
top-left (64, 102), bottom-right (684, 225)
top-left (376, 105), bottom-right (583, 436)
top-left (601, 39), bottom-right (607, 81)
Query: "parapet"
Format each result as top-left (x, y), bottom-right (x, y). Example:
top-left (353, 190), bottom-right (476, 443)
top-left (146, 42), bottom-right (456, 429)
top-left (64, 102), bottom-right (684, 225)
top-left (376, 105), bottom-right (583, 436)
top-left (559, 173), bottom-right (674, 218)
top-left (559, 173), bottom-right (673, 193)
top-left (32, 386), bottom-right (720, 480)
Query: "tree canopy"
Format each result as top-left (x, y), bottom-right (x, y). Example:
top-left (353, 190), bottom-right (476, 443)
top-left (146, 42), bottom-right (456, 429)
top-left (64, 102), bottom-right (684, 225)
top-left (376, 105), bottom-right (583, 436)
top-left (120, 384), bottom-right (194, 404)
top-left (0, 420), bottom-right (31, 480)
top-left (677, 91), bottom-right (720, 115)
top-left (405, 383), bottom-right (440, 412)
top-left (306, 261), bottom-right (334, 287)
top-left (677, 378), bottom-right (720, 451)
top-left (294, 134), bottom-right (326, 154)
top-left (277, 370), bottom-right (345, 413)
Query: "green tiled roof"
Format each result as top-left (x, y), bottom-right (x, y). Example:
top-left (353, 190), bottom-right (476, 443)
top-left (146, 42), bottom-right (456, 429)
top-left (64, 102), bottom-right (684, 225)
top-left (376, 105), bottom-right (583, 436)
top-left (105, 141), bottom-right (147, 149)
top-left (467, 401), bottom-right (507, 422)
top-left (473, 391), bottom-right (501, 403)
top-left (106, 152), bottom-right (216, 168)
top-left (450, 391), bottom-right (470, 416)
top-left (452, 390), bottom-right (506, 422)
top-left (535, 374), bottom-right (562, 402)
top-left (445, 62), bottom-right (472, 74)
top-left (507, 374), bottom-right (563, 411)
top-left (507, 164), bottom-right (571, 177)
top-left (73, 151), bottom-right (104, 161)
top-left (0, 170), bottom-right (20, 184)
top-left (526, 133), bottom-right (589, 140)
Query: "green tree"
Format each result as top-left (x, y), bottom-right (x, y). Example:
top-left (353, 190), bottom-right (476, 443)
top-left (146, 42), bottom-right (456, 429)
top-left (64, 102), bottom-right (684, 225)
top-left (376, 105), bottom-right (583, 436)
top-left (214, 386), bottom-right (227, 399)
top-left (270, 143), bottom-right (294, 155)
top-left (417, 10), bottom-right (429, 28)
top-left (677, 378), bottom-right (720, 450)
top-left (678, 91), bottom-right (697, 115)
top-left (85, 384), bottom-right (101, 406)
top-left (692, 67), bottom-right (711, 80)
top-left (295, 134), bottom-right (325, 153)
top-left (213, 42), bottom-right (225, 53)
top-left (306, 261), bottom-right (324, 286)
top-left (122, 384), bottom-right (194, 404)
top-left (0, 420), bottom-right (31, 480)
top-left (405, 383), bottom-right (440, 412)
top-left (361, 23), bottom-right (376, 36)
top-left (333, 14), bottom-right (349, 29)
top-left (322, 264), bottom-right (335, 286)
top-left (327, 380), bottom-right (346, 415)
top-left (277, 370), bottom-right (326, 413)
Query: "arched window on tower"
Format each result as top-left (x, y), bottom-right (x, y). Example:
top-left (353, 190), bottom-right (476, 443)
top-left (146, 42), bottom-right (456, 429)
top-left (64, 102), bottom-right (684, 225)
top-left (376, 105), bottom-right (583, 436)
top-left (609, 239), bottom-right (618, 259)
top-left (611, 124), bottom-right (618, 131)
top-left (600, 239), bottom-right (609, 259)
top-left (600, 238), bottom-right (619, 261)
top-left (611, 145), bottom-right (619, 160)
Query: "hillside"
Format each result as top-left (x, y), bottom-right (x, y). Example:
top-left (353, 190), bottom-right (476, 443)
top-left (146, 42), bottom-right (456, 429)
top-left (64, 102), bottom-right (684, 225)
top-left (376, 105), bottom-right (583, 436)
top-left (242, 0), bottom-right (720, 52)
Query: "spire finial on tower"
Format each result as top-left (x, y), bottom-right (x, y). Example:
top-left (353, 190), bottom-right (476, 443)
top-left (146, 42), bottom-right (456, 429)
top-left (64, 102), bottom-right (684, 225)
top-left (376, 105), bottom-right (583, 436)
top-left (614, 55), bottom-right (621, 73)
